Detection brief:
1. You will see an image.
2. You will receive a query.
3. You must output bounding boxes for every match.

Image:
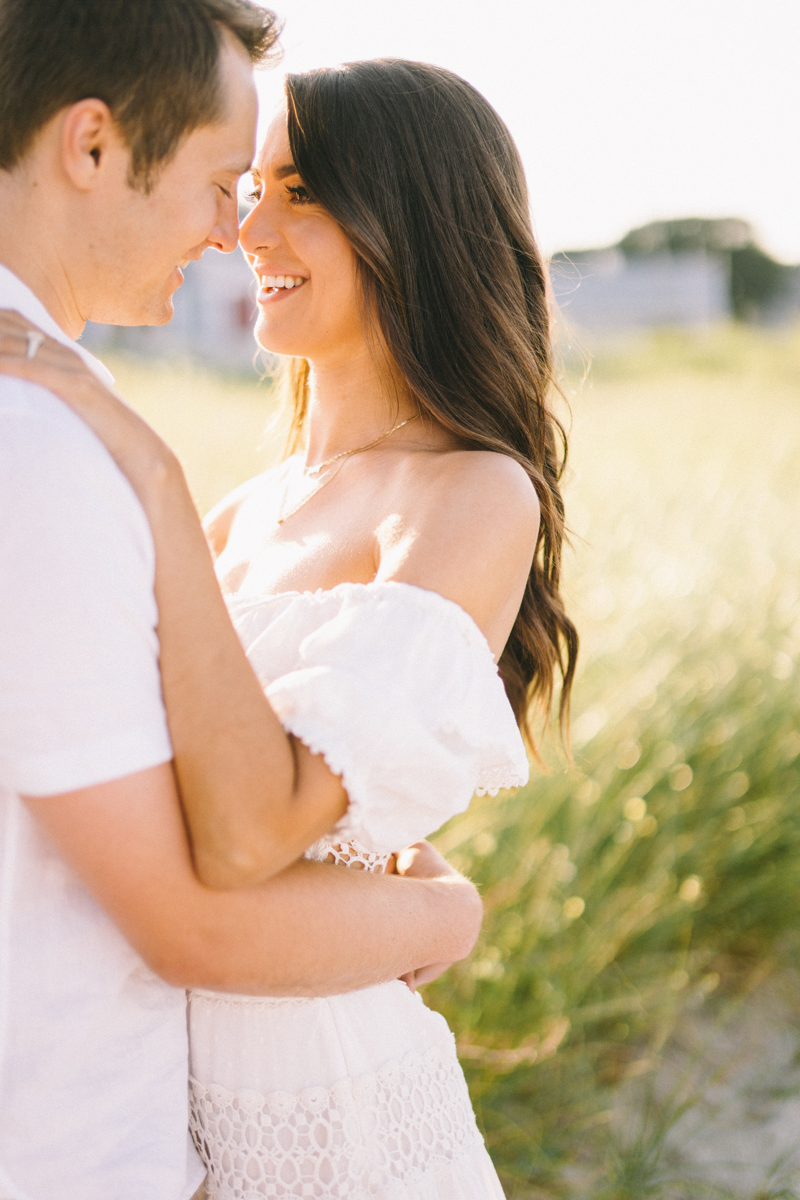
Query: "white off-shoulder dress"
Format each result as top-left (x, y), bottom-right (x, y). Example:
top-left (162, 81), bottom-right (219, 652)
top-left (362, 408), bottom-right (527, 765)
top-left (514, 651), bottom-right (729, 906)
top-left (188, 581), bottom-right (529, 1199)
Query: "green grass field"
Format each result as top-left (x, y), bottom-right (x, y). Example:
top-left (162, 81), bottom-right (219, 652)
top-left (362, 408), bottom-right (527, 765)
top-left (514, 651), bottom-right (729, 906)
top-left (111, 324), bottom-right (800, 1199)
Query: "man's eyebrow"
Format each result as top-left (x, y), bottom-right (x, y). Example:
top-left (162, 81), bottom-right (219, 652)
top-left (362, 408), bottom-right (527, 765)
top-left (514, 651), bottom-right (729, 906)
top-left (221, 160), bottom-right (253, 177)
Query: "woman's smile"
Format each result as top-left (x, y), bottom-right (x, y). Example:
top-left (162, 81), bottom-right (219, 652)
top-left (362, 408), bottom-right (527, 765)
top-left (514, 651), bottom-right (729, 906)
top-left (256, 272), bottom-right (308, 303)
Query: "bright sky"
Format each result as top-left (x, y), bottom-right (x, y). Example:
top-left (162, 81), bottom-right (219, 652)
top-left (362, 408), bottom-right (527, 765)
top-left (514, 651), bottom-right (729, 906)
top-left (254, 0), bottom-right (800, 263)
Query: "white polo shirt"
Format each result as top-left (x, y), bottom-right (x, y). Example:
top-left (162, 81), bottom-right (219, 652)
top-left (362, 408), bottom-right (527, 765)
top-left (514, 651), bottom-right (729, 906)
top-left (0, 266), bottom-right (205, 1199)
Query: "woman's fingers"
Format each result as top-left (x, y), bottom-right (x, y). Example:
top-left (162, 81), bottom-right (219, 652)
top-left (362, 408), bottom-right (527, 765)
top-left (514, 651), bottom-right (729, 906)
top-left (395, 841), bottom-right (460, 880)
top-left (0, 334), bottom-right (84, 372)
top-left (0, 356), bottom-right (96, 411)
top-left (0, 330), bottom-right (31, 357)
top-left (0, 340), bottom-right (114, 424)
top-left (0, 314), bottom-right (126, 413)
top-left (0, 322), bottom-right (47, 361)
top-left (398, 961), bottom-right (452, 991)
top-left (407, 961), bottom-right (452, 987)
top-left (0, 337), bottom-right (87, 373)
top-left (0, 307), bottom-right (36, 330)
top-left (0, 355), bottom-right (56, 384)
top-left (0, 311), bottom-right (90, 374)
top-left (0, 308), bottom-right (45, 351)
top-left (0, 307), bottom-right (173, 487)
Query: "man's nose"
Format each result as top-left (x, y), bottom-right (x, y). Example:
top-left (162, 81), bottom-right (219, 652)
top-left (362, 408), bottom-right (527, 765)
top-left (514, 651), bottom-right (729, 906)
top-left (209, 196), bottom-right (241, 254)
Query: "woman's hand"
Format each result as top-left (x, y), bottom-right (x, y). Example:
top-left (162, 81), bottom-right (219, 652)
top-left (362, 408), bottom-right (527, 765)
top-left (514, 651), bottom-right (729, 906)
top-left (0, 309), bottom-right (178, 504)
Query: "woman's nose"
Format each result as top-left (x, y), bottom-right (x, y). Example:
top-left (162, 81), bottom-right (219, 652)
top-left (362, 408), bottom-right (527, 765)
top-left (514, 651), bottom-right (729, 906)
top-left (239, 201), bottom-right (279, 255)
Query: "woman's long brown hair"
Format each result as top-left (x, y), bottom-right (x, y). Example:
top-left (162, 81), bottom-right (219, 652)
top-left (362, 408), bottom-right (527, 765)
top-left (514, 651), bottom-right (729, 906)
top-left (283, 60), bottom-right (578, 749)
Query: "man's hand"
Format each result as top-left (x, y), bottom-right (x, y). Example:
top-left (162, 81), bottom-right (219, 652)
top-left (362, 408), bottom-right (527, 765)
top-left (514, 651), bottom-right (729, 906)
top-left (395, 841), bottom-right (481, 991)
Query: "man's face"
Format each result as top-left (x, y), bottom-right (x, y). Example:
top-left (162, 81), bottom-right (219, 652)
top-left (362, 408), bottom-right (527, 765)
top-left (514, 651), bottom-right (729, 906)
top-left (80, 33), bottom-right (257, 327)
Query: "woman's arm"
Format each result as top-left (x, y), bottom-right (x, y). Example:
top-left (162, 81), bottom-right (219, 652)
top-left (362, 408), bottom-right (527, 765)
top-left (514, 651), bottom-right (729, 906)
top-left (0, 311), bottom-right (347, 888)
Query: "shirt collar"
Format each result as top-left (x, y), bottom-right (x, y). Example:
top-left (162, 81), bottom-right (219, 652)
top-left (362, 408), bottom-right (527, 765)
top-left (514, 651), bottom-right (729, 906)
top-left (0, 262), bottom-right (115, 386)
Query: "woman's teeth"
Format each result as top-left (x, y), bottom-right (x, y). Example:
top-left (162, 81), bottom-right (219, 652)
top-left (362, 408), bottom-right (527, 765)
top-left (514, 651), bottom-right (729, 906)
top-left (263, 275), bottom-right (306, 290)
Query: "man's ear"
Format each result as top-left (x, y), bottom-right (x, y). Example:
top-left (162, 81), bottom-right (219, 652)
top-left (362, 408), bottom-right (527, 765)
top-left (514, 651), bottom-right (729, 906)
top-left (60, 99), bottom-right (123, 191)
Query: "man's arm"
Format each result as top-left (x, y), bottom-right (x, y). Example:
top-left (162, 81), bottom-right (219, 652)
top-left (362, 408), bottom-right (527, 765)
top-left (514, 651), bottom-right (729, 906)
top-left (24, 764), bottom-right (482, 995)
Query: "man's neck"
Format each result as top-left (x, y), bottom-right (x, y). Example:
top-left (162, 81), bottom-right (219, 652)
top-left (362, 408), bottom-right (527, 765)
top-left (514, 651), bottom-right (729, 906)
top-left (0, 173), bottom-right (85, 340)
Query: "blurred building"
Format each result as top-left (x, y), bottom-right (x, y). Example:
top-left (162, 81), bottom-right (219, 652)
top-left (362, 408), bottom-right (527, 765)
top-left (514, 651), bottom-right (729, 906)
top-left (81, 247), bottom-right (261, 371)
top-left (550, 248), bottom-right (729, 332)
top-left (551, 218), bottom-right (800, 335)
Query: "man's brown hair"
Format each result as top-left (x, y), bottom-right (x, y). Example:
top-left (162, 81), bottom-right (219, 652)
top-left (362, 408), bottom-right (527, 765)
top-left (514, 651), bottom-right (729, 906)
top-left (0, 0), bottom-right (280, 190)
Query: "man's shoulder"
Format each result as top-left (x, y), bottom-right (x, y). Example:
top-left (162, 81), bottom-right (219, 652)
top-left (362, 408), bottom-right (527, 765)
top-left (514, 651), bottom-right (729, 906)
top-left (0, 376), bottom-right (153, 551)
top-left (1, 372), bottom-right (98, 438)
top-left (1, 375), bottom-right (139, 489)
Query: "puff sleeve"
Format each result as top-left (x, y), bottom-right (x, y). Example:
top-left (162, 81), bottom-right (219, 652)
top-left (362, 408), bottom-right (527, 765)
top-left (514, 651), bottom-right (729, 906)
top-left (229, 581), bottom-right (529, 854)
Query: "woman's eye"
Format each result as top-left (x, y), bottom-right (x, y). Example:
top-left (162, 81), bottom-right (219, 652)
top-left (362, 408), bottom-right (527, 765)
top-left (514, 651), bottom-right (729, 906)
top-left (286, 184), bottom-right (313, 205)
top-left (244, 189), bottom-right (262, 205)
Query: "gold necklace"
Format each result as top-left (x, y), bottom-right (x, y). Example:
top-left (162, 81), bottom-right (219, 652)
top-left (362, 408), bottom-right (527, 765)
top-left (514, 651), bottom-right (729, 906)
top-left (277, 413), bottom-right (420, 525)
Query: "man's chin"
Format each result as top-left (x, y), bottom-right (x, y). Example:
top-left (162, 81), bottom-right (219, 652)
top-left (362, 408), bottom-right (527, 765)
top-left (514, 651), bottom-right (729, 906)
top-left (91, 294), bottom-right (176, 328)
top-left (140, 283), bottom-right (179, 327)
top-left (88, 270), bottom-right (183, 327)
top-left (146, 295), bottom-right (176, 327)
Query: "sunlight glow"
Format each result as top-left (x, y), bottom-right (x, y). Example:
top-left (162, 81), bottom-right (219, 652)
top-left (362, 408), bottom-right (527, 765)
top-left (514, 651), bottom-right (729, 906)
top-left (255, 0), bottom-right (800, 262)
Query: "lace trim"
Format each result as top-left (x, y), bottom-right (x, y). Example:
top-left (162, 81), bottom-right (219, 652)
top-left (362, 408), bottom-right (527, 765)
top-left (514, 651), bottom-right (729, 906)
top-left (475, 764), bottom-right (528, 796)
top-left (189, 1044), bottom-right (484, 1199)
top-left (304, 838), bottom-right (393, 873)
top-left (190, 990), bottom-right (321, 1010)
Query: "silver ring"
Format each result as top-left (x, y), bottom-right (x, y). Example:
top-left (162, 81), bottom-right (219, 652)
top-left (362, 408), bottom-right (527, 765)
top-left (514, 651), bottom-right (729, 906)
top-left (26, 331), bottom-right (45, 359)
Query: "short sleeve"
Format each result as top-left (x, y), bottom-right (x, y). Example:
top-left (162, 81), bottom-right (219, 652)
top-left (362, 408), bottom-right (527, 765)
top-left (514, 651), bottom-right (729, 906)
top-left (230, 582), bottom-right (529, 854)
top-left (0, 382), bottom-right (172, 795)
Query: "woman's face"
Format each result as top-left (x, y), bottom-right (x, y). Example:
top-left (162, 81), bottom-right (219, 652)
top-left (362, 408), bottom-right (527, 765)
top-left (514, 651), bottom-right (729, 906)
top-left (240, 110), bottom-right (363, 363)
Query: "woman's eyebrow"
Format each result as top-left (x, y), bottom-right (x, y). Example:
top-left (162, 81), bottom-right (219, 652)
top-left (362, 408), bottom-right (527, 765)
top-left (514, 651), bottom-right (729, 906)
top-left (274, 162), bottom-right (299, 180)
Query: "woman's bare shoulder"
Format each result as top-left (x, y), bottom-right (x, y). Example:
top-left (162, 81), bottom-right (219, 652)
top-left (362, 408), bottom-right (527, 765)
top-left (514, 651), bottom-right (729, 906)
top-left (436, 448), bottom-right (539, 508)
top-left (378, 449), bottom-right (540, 652)
top-left (409, 448), bottom-right (540, 549)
